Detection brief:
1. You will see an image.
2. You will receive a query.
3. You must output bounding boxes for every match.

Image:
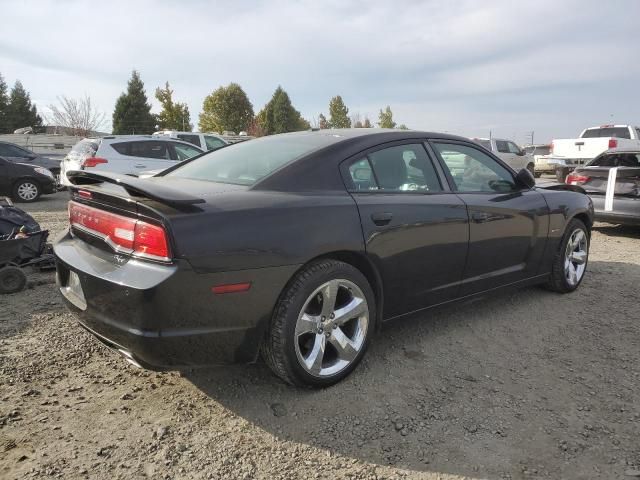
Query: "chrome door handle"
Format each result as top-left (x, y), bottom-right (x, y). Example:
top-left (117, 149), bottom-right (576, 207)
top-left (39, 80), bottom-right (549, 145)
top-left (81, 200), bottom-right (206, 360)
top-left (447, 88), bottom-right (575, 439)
top-left (134, 163), bottom-right (147, 168)
top-left (471, 212), bottom-right (490, 223)
top-left (371, 212), bottom-right (393, 226)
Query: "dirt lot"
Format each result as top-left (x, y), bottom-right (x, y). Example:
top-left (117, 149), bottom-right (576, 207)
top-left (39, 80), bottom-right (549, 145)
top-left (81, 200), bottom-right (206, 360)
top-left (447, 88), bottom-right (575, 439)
top-left (1, 190), bottom-right (639, 480)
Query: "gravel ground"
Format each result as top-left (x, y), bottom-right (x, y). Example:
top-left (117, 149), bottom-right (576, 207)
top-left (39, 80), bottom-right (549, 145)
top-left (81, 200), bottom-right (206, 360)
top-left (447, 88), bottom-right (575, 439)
top-left (1, 189), bottom-right (639, 480)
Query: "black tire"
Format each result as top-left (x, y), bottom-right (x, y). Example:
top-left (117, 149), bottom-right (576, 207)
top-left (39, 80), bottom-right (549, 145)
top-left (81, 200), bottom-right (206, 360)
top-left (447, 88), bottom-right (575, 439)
top-left (12, 179), bottom-right (41, 203)
top-left (261, 259), bottom-right (376, 388)
top-left (0, 266), bottom-right (27, 294)
top-left (545, 218), bottom-right (589, 293)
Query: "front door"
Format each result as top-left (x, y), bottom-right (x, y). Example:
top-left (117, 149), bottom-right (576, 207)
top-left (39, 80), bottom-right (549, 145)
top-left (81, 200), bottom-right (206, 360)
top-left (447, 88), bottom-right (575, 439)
top-left (431, 141), bottom-right (549, 296)
top-left (343, 141), bottom-right (469, 318)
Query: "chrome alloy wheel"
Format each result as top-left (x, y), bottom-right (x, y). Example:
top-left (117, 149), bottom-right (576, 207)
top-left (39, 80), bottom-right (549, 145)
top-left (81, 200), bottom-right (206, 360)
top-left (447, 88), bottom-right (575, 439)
top-left (17, 182), bottom-right (38, 201)
top-left (564, 228), bottom-right (588, 287)
top-left (294, 279), bottom-right (369, 377)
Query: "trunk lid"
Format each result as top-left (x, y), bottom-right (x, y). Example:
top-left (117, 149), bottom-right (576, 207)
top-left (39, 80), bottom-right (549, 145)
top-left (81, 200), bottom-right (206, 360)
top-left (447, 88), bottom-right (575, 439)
top-left (573, 166), bottom-right (640, 196)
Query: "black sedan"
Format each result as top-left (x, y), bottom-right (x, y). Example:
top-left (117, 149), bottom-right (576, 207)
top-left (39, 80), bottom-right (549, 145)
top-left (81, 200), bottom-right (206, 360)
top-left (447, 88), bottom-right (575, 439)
top-left (0, 156), bottom-right (57, 202)
top-left (54, 130), bottom-right (593, 387)
top-left (566, 148), bottom-right (640, 226)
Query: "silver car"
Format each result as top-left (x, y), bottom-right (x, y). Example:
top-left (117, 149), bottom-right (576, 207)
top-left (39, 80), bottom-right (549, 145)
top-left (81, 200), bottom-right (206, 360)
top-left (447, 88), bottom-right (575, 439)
top-left (60, 136), bottom-right (203, 186)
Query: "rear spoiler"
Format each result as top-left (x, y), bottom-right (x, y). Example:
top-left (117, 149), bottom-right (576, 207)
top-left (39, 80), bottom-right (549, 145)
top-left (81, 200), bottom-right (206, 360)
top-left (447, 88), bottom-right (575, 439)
top-left (66, 170), bottom-right (205, 208)
top-left (536, 182), bottom-right (586, 194)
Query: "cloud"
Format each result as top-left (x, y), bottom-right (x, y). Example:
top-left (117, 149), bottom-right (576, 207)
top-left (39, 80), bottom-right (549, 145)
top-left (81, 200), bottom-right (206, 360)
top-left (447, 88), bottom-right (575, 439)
top-left (1, 0), bottom-right (639, 142)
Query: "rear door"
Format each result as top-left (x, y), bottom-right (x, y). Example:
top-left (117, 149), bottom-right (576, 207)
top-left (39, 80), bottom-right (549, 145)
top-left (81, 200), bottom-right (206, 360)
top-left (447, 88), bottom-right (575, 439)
top-left (431, 140), bottom-right (549, 295)
top-left (343, 141), bottom-right (469, 317)
top-left (110, 141), bottom-right (177, 173)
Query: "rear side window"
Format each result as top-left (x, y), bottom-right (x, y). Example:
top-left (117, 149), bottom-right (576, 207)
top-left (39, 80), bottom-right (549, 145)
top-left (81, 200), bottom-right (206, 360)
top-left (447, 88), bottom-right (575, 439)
top-left (204, 136), bottom-right (227, 151)
top-left (111, 142), bottom-right (129, 155)
top-left (582, 127), bottom-right (631, 139)
top-left (347, 144), bottom-right (442, 193)
top-left (587, 153), bottom-right (640, 167)
top-left (124, 141), bottom-right (171, 159)
top-left (177, 134), bottom-right (201, 148)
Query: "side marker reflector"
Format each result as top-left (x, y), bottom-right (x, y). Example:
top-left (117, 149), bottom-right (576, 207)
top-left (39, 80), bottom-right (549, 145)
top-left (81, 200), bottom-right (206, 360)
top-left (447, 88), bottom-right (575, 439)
top-left (211, 282), bottom-right (251, 294)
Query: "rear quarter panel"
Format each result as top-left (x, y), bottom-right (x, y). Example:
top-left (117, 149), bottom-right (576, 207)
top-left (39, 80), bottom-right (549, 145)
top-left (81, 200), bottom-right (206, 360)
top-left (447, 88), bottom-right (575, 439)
top-left (167, 190), bottom-right (366, 273)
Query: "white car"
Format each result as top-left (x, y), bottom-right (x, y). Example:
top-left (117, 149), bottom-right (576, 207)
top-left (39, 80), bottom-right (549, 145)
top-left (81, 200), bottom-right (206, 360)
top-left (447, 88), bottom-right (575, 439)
top-left (60, 136), bottom-right (203, 186)
top-left (152, 130), bottom-right (228, 151)
top-left (471, 137), bottom-right (535, 174)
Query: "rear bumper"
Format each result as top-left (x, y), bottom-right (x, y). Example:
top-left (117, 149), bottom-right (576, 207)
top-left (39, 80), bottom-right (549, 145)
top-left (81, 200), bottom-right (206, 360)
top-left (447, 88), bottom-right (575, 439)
top-left (54, 231), bottom-right (299, 368)
top-left (591, 195), bottom-right (640, 225)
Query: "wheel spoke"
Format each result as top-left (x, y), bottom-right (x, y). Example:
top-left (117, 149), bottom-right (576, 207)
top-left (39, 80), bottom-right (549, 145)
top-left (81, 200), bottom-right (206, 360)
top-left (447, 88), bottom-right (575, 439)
top-left (333, 296), bottom-right (367, 326)
top-left (328, 327), bottom-right (359, 362)
top-left (296, 313), bottom-right (319, 337)
top-left (572, 230), bottom-right (585, 249)
top-left (304, 334), bottom-right (326, 374)
top-left (568, 262), bottom-right (578, 284)
top-left (571, 250), bottom-right (587, 265)
top-left (320, 280), bottom-right (339, 318)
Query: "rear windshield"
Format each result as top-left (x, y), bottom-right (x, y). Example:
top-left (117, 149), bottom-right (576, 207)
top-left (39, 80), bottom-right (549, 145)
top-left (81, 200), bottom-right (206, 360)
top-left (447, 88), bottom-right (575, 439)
top-left (587, 153), bottom-right (640, 167)
top-left (67, 139), bottom-right (99, 159)
top-left (166, 133), bottom-right (342, 185)
top-left (525, 145), bottom-right (551, 156)
top-left (581, 127), bottom-right (631, 139)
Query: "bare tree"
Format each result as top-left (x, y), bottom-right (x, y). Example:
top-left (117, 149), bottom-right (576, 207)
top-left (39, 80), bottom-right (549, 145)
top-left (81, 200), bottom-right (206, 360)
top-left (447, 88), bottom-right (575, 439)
top-left (47, 95), bottom-right (106, 136)
top-left (350, 111), bottom-right (362, 128)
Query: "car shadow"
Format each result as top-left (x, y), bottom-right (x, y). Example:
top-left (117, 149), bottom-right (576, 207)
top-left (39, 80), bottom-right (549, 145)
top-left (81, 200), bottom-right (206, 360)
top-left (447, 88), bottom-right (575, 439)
top-left (593, 222), bottom-right (640, 239)
top-left (185, 260), bottom-right (640, 478)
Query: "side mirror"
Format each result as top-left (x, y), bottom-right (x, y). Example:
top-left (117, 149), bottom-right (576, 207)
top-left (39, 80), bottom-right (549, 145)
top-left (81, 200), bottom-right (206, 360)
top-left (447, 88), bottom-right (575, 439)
top-left (515, 168), bottom-right (535, 189)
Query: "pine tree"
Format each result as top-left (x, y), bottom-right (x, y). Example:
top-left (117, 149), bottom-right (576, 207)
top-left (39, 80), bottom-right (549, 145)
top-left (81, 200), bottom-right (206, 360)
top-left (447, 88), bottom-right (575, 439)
top-left (397, 124), bottom-right (409, 130)
top-left (0, 73), bottom-right (8, 133)
top-left (377, 106), bottom-right (396, 129)
top-left (257, 86), bottom-right (308, 134)
top-left (112, 70), bottom-right (155, 134)
top-left (155, 82), bottom-right (191, 131)
top-left (318, 113), bottom-right (329, 129)
top-left (328, 95), bottom-right (351, 128)
top-left (198, 83), bottom-right (253, 133)
top-left (4, 80), bottom-right (42, 133)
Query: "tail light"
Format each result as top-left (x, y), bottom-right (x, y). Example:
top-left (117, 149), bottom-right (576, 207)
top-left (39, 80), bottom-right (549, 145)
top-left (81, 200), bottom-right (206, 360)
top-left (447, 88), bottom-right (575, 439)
top-left (608, 138), bottom-right (618, 149)
top-left (82, 157), bottom-right (108, 168)
top-left (550, 141), bottom-right (554, 154)
top-left (566, 173), bottom-right (590, 185)
top-left (68, 201), bottom-right (171, 261)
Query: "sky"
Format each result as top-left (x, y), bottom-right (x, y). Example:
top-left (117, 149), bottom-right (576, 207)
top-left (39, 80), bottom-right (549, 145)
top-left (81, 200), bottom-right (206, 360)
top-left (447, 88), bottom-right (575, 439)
top-left (1, 0), bottom-right (639, 143)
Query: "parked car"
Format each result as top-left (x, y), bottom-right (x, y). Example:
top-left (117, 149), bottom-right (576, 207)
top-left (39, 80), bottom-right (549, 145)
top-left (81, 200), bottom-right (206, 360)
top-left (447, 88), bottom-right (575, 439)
top-left (59, 136), bottom-right (204, 186)
top-left (0, 141), bottom-right (61, 182)
top-left (153, 130), bottom-right (228, 151)
top-left (566, 147), bottom-right (640, 226)
top-left (471, 137), bottom-right (535, 174)
top-left (0, 156), bottom-right (56, 202)
top-left (550, 125), bottom-right (640, 181)
top-left (55, 129), bottom-right (593, 387)
top-left (523, 144), bottom-right (555, 177)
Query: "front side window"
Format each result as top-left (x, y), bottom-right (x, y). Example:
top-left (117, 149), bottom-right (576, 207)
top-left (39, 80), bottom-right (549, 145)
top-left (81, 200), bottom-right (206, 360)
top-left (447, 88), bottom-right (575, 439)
top-left (507, 142), bottom-right (521, 154)
top-left (495, 140), bottom-right (510, 153)
top-left (0, 143), bottom-right (30, 157)
top-left (173, 142), bottom-right (202, 161)
top-left (433, 143), bottom-right (517, 193)
top-left (204, 136), bottom-right (226, 151)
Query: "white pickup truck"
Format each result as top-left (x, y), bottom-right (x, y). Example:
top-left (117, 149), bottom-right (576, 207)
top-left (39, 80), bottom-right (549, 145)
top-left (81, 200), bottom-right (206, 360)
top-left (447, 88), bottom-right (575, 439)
top-left (550, 125), bottom-right (640, 181)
